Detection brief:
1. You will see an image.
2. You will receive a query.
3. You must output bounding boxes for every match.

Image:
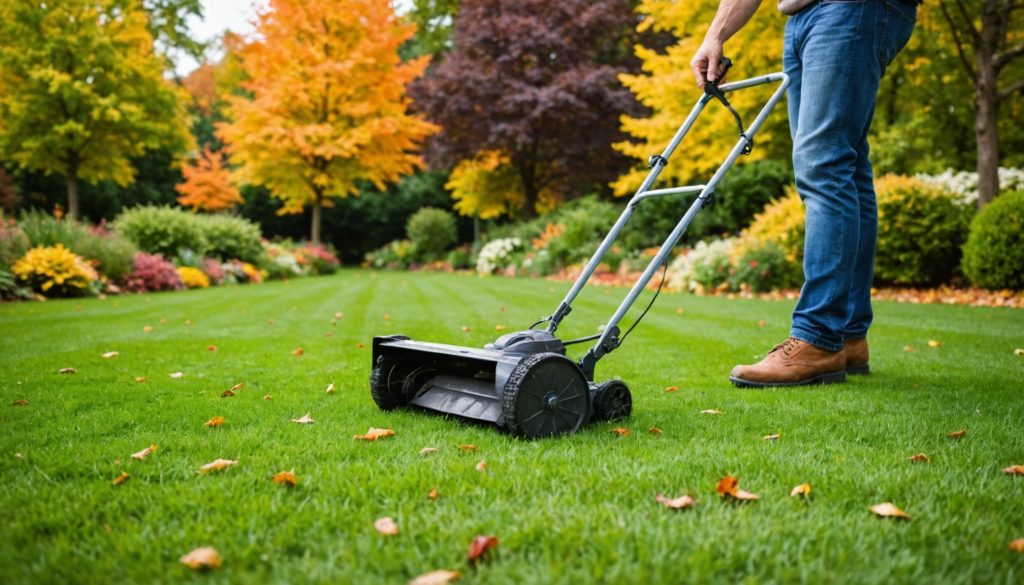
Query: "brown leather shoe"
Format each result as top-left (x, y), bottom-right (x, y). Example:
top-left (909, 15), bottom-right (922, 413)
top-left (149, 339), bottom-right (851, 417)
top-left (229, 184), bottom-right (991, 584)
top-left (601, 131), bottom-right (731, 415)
top-left (729, 337), bottom-right (846, 387)
top-left (844, 337), bottom-right (869, 375)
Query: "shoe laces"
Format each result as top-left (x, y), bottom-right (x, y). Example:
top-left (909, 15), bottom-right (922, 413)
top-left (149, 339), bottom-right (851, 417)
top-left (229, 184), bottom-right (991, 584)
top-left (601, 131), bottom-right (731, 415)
top-left (769, 337), bottom-right (800, 357)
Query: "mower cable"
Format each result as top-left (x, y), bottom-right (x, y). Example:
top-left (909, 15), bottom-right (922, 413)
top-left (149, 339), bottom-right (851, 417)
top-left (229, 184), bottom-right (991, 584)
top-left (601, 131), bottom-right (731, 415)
top-left (562, 333), bottom-right (603, 346)
top-left (619, 260), bottom-right (669, 344)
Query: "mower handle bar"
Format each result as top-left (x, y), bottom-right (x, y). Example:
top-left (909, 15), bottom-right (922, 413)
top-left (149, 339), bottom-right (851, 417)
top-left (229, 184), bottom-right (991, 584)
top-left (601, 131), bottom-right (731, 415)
top-left (542, 70), bottom-right (791, 379)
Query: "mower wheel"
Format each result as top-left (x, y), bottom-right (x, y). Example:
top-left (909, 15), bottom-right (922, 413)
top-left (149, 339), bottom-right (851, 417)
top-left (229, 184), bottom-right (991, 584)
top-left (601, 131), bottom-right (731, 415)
top-left (502, 353), bottom-right (591, 439)
top-left (369, 352), bottom-right (423, 411)
top-left (591, 380), bottom-right (632, 422)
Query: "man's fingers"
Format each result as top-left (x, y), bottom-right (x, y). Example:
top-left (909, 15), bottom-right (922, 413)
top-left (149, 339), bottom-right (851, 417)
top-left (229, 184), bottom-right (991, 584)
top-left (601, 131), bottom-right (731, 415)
top-left (706, 54), bottom-right (720, 83)
top-left (690, 58), bottom-right (706, 89)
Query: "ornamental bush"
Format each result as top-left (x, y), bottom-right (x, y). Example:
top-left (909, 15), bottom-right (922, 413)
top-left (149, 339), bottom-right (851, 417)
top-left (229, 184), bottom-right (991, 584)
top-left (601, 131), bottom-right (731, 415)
top-left (961, 190), bottom-right (1024, 290)
top-left (12, 244), bottom-right (100, 297)
top-left (0, 218), bottom-right (29, 270)
top-left (18, 211), bottom-right (137, 280)
top-left (728, 241), bottom-right (802, 293)
top-left (406, 207), bottom-right (457, 262)
top-left (114, 206), bottom-right (208, 259)
top-left (199, 214), bottom-right (263, 262)
top-left (177, 266), bottom-right (210, 289)
top-left (121, 253), bottom-right (183, 293)
top-left (737, 187), bottom-right (805, 263)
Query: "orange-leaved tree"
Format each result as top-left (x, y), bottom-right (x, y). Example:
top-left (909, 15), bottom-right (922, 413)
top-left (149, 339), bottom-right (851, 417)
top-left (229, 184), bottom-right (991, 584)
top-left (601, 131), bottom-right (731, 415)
top-left (217, 0), bottom-right (437, 244)
top-left (176, 146), bottom-right (243, 212)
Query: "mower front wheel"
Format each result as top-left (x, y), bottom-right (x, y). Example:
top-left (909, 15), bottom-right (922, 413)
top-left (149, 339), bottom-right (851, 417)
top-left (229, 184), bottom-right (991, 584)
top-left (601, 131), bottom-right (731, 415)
top-left (502, 353), bottom-right (591, 439)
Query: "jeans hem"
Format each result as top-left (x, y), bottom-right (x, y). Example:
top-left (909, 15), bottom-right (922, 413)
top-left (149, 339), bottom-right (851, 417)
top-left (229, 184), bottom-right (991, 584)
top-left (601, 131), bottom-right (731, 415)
top-left (791, 327), bottom-right (842, 352)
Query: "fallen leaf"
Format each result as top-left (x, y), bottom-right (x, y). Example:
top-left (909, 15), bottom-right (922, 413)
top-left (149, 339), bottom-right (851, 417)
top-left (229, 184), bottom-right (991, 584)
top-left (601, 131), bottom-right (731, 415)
top-left (169, 372), bottom-right (184, 379)
top-left (909, 453), bottom-right (929, 463)
top-left (383, 313), bottom-right (391, 321)
top-left (10, 399), bottom-right (28, 406)
top-left (500, 306), bottom-right (507, 312)
top-left (428, 488), bottom-right (439, 500)
top-left (610, 428), bottom-right (631, 436)
top-left (1003, 465), bottom-right (1024, 475)
top-left (293, 347), bottom-right (304, 357)
top-left (143, 325), bottom-right (153, 333)
top-left (664, 386), bottom-right (678, 393)
top-left (870, 502), bottom-right (910, 519)
top-left (184, 319), bottom-right (193, 325)
top-left (262, 395), bottom-right (272, 401)
top-left (420, 447), bottom-right (439, 456)
top-left (374, 517), bottom-right (399, 535)
top-left (1015, 348), bottom-right (1024, 357)
top-left (790, 483), bottom-right (811, 497)
top-left (655, 494), bottom-right (696, 510)
top-left (757, 319), bottom-right (767, 327)
top-left (494, 324), bottom-right (506, 331)
top-left (409, 569), bottom-right (459, 585)
top-left (903, 345), bottom-right (915, 352)
top-left (648, 426), bottom-right (662, 435)
top-left (676, 307), bottom-right (684, 315)
top-left (716, 476), bottom-right (759, 501)
top-left (335, 311), bottom-right (344, 319)
top-left (14, 452), bottom-right (23, 459)
top-left (458, 444), bottom-right (477, 452)
top-left (700, 409), bottom-right (722, 415)
top-left (229, 383), bottom-right (244, 392)
top-left (102, 351), bottom-right (119, 359)
top-left (207, 345), bottom-right (217, 352)
top-left (204, 416), bottom-right (225, 427)
top-left (1010, 538), bottom-right (1024, 552)
top-left (323, 331), bottom-right (333, 337)
top-left (475, 460), bottom-right (487, 473)
top-left (290, 413), bottom-right (315, 424)
top-left (356, 342), bottom-right (365, 349)
top-left (763, 434), bottom-right (781, 441)
top-left (461, 326), bottom-right (471, 332)
top-left (928, 340), bottom-right (943, 348)
top-left (159, 318), bottom-right (168, 325)
top-left (179, 546), bottom-right (222, 570)
top-left (467, 535), bottom-right (499, 563)
top-left (948, 429), bottom-right (967, 439)
top-left (325, 383), bottom-right (336, 394)
top-left (113, 472), bottom-right (129, 486)
top-left (354, 427), bottom-right (394, 440)
top-left (131, 444), bottom-right (157, 461)
top-left (199, 459), bottom-right (237, 473)
top-left (220, 390), bottom-right (235, 398)
top-left (272, 470), bottom-right (296, 486)
top-left (135, 377), bottom-right (146, 383)
top-left (58, 367), bottom-right (77, 375)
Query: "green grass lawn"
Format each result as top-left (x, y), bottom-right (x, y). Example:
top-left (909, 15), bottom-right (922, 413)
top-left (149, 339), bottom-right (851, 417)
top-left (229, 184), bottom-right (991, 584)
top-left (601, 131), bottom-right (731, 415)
top-left (2, 269), bottom-right (1023, 584)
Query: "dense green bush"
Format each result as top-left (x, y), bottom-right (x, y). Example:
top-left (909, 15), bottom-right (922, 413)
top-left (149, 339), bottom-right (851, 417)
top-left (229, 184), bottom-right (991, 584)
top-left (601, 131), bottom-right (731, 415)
top-left (962, 190), bottom-right (1024, 290)
top-left (114, 206), bottom-right (208, 259)
top-left (874, 175), bottom-right (971, 286)
top-left (728, 242), bottom-right (802, 293)
top-left (0, 268), bottom-right (31, 300)
top-left (544, 196), bottom-right (619, 266)
top-left (18, 210), bottom-right (137, 280)
top-left (406, 207), bottom-right (457, 261)
top-left (200, 214), bottom-right (263, 262)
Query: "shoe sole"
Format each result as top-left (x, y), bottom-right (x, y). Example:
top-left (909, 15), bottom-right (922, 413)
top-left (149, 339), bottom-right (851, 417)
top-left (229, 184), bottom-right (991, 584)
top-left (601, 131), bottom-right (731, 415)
top-left (846, 363), bottom-right (869, 375)
top-left (729, 370), bottom-right (847, 388)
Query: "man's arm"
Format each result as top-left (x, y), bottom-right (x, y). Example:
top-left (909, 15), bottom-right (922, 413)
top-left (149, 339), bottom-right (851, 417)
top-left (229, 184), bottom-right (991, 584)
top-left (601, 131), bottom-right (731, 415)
top-left (690, 0), bottom-right (764, 89)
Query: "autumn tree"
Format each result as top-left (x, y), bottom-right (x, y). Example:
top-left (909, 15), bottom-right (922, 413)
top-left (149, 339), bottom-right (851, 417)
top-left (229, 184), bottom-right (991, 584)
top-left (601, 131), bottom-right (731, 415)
top-left (218, 0), bottom-right (437, 244)
top-left (0, 0), bottom-right (192, 219)
top-left (937, 0), bottom-right (1024, 206)
top-left (409, 0), bottom-right (640, 219)
top-left (402, 0), bottom-right (460, 60)
top-left (176, 146), bottom-right (243, 212)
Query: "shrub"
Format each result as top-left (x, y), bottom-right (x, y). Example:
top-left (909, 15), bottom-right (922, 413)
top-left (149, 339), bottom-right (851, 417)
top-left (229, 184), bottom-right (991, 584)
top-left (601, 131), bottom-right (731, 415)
top-left (916, 167), bottom-right (1024, 207)
top-left (199, 214), bottom-right (263, 262)
top-left (447, 245), bottom-right (473, 270)
top-left (201, 258), bottom-right (225, 285)
top-left (294, 243), bottom-right (340, 275)
top-left (114, 206), bottom-right (208, 259)
top-left (0, 268), bottom-right (32, 300)
top-left (177, 266), bottom-right (210, 289)
top-left (666, 238), bottom-right (737, 293)
top-left (544, 196), bottom-right (618, 267)
top-left (874, 175), bottom-right (971, 286)
top-left (476, 237), bottom-right (523, 274)
top-left (962, 190), bottom-right (1024, 290)
top-left (17, 210), bottom-right (137, 280)
top-left (263, 242), bottom-right (308, 279)
top-left (121, 253), bottom-right (184, 293)
top-left (12, 244), bottom-right (100, 297)
top-left (365, 240), bottom-right (415, 270)
top-left (728, 242), bottom-right (802, 293)
top-left (738, 187), bottom-right (805, 263)
top-left (0, 218), bottom-right (29, 270)
top-left (406, 207), bottom-right (457, 261)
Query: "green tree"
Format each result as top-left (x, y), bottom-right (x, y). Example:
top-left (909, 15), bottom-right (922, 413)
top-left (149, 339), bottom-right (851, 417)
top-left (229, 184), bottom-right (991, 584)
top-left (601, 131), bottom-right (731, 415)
top-left (0, 0), bottom-right (192, 218)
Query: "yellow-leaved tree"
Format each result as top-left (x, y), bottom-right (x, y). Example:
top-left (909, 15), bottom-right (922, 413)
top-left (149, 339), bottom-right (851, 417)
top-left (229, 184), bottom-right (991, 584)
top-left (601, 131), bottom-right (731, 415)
top-left (613, 0), bottom-right (789, 196)
top-left (217, 0), bottom-right (437, 244)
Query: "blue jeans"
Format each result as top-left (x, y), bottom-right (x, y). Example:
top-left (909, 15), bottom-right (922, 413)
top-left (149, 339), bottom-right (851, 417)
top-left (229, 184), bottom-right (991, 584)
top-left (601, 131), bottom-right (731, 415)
top-left (784, 0), bottom-right (917, 351)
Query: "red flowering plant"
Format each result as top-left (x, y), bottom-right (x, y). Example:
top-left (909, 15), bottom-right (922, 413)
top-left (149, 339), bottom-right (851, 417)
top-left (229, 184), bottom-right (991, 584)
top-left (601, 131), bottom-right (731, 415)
top-left (121, 253), bottom-right (184, 292)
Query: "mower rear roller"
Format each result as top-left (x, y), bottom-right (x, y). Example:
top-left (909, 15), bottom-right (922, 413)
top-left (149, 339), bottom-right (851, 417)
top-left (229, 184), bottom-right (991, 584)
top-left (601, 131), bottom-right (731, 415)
top-left (591, 380), bottom-right (632, 422)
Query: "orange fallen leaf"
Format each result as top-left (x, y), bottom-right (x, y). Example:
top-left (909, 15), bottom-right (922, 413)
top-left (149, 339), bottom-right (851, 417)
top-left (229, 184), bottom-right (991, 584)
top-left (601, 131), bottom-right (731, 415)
top-left (494, 324), bottom-right (506, 331)
top-left (420, 447), bottom-right (439, 456)
top-left (1003, 465), bottom-right (1024, 475)
top-left (610, 428), bottom-right (631, 436)
top-left (220, 390), bottom-right (235, 398)
top-left (293, 347), bottom-right (304, 357)
top-left (102, 351), bottom-right (119, 359)
top-left (927, 340), bottom-right (943, 348)
top-left (461, 326), bottom-right (471, 332)
top-left (131, 444), bottom-right (157, 461)
top-left (272, 470), bottom-right (296, 486)
top-left (428, 488), bottom-right (439, 500)
top-left (179, 546), bottom-right (222, 570)
top-left (700, 409), bottom-right (722, 415)
top-left (475, 460), bottom-right (487, 473)
top-left (467, 535), bottom-right (499, 563)
top-left (11, 399), bottom-right (28, 406)
top-left (664, 386), bottom-right (678, 393)
top-left (143, 326), bottom-right (153, 333)
top-left (409, 569), bottom-right (459, 585)
top-left (870, 502), bottom-right (910, 519)
top-left (290, 413), bottom-right (315, 424)
top-left (267, 319), bottom-right (274, 326)
top-left (903, 345), bottom-right (915, 352)
top-left (717, 476), bottom-right (759, 501)
top-left (763, 434), bottom-right (781, 441)
top-left (458, 444), bottom-right (477, 452)
top-left (262, 395), bottom-right (272, 401)
top-left (59, 367), bottom-right (77, 374)
top-left (500, 307), bottom-right (507, 312)
top-left (169, 372), bottom-right (184, 379)
top-left (356, 342), bottom-right (365, 349)
top-left (648, 426), bottom-right (662, 435)
top-left (374, 517), bottom-right (399, 535)
top-left (135, 377), bottom-right (146, 383)
top-left (909, 453), bottom-right (929, 463)
top-left (354, 427), bottom-right (394, 440)
top-left (1010, 538), bottom-right (1024, 552)
top-left (113, 472), bottom-right (129, 486)
top-left (207, 345), bottom-right (217, 352)
top-left (229, 383), bottom-right (244, 392)
top-left (655, 493), bottom-right (696, 510)
top-left (325, 383), bottom-right (336, 394)
top-left (757, 319), bottom-right (767, 327)
top-left (199, 459), bottom-right (237, 473)
top-left (948, 429), bottom-right (967, 439)
top-left (204, 416), bottom-right (225, 427)
top-left (790, 483), bottom-right (811, 497)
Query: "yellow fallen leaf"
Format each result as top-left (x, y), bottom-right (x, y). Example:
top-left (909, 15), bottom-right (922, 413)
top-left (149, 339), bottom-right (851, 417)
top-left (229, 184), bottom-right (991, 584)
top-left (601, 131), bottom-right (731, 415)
top-left (1014, 348), bottom-right (1024, 357)
top-left (790, 483), bottom-right (811, 497)
top-left (757, 319), bottom-right (766, 327)
top-left (354, 427), bottom-right (394, 440)
top-left (420, 447), bottom-right (439, 456)
top-left (374, 517), bottom-right (399, 535)
top-left (870, 502), bottom-right (910, 519)
top-left (169, 372), bottom-right (184, 379)
top-left (461, 326), bottom-right (471, 332)
top-left (325, 383), bottom-right (336, 394)
top-left (700, 409), bottom-right (722, 415)
top-left (135, 377), bottom-right (146, 383)
top-left (676, 307), bottom-right (684, 315)
top-left (293, 347), bottom-right (304, 357)
top-left (763, 434), bottom-right (781, 441)
top-left (230, 383), bottom-right (244, 392)
top-left (948, 429), bottom-right (967, 439)
top-left (1010, 538), bottom-right (1024, 552)
top-left (928, 340), bottom-right (943, 348)
top-left (199, 459), bottom-right (237, 473)
top-left (272, 470), bottom-right (296, 486)
top-left (204, 416), bottom-right (225, 427)
top-left (113, 472), bottom-right (129, 486)
top-left (101, 351), bottom-right (119, 359)
top-left (184, 319), bottom-right (193, 325)
top-left (428, 488), bottom-right (439, 500)
top-left (335, 311), bottom-right (344, 319)
top-left (159, 318), bottom-right (168, 325)
top-left (356, 342), bottom-right (365, 349)
top-left (494, 324), bottom-right (506, 331)
top-left (610, 428), bottom-right (631, 436)
top-left (131, 444), bottom-right (157, 461)
top-left (1003, 465), bottom-right (1024, 475)
top-left (656, 494), bottom-right (696, 510)
top-left (262, 395), bottom-right (272, 401)
top-left (909, 453), bottom-right (929, 463)
top-left (664, 386), bottom-right (678, 393)
top-left (648, 426), bottom-right (662, 435)
top-left (179, 546), bottom-right (222, 570)
top-left (143, 326), bottom-right (153, 333)
top-left (903, 345), bottom-right (914, 352)
top-left (383, 314), bottom-right (391, 321)
top-left (475, 460), bottom-right (487, 473)
top-left (290, 413), bottom-right (315, 424)
top-left (409, 569), bottom-right (459, 585)
top-left (59, 367), bottom-right (77, 374)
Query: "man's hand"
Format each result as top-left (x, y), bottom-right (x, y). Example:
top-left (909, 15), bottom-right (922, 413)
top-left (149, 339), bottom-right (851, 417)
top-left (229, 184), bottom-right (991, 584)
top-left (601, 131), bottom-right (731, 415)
top-left (690, 40), bottom-right (726, 90)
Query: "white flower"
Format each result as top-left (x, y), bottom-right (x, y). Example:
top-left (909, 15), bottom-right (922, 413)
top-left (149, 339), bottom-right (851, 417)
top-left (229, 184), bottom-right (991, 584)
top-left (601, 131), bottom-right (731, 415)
top-left (476, 237), bottom-right (523, 274)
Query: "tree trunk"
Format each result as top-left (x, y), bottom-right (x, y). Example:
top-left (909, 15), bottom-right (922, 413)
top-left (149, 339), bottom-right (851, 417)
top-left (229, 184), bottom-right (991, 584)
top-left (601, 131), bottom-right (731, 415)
top-left (974, 5), bottom-right (1001, 208)
top-left (311, 189), bottom-right (323, 245)
top-left (518, 162), bottom-right (538, 220)
top-left (66, 153), bottom-right (79, 219)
